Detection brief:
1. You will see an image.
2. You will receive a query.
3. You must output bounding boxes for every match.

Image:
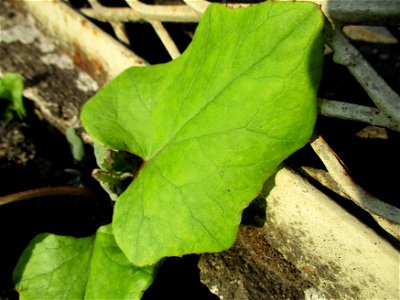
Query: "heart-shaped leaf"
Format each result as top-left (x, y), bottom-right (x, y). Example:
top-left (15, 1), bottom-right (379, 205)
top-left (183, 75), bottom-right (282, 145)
top-left (13, 225), bottom-right (158, 299)
top-left (81, 2), bottom-right (324, 266)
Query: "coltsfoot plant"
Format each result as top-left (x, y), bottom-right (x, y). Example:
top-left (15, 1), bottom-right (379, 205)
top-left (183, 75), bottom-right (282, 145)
top-left (13, 2), bottom-right (324, 298)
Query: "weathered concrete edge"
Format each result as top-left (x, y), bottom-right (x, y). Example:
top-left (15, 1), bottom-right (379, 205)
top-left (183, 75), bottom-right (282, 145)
top-left (18, 0), bottom-right (147, 85)
top-left (264, 167), bottom-right (399, 299)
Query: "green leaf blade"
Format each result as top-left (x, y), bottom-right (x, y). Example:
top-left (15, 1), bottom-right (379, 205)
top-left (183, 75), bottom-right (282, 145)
top-left (13, 225), bottom-right (158, 299)
top-left (81, 2), bottom-right (324, 266)
top-left (85, 225), bottom-right (158, 299)
top-left (14, 234), bottom-right (94, 300)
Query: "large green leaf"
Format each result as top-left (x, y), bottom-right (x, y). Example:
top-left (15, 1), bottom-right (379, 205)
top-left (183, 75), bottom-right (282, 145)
top-left (81, 2), bottom-right (324, 266)
top-left (13, 225), bottom-right (158, 299)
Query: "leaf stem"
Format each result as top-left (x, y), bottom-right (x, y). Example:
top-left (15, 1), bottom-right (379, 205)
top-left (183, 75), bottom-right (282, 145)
top-left (0, 186), bottom-right (96, 206)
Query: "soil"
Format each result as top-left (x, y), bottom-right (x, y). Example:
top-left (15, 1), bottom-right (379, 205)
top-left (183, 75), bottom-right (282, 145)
top-left (1, 0), bottom-right (399, 299)
top-left (198, 226), bottom-right (312, 300)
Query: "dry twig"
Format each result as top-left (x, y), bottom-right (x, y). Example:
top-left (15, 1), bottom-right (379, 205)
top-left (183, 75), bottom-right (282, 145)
top-left (149, 20), bottom-right (181, 59)
top-left (82, 1), bottom-right (200, 23)
top-left (318, 99), bottom-right (400, 132)
top-left (309, 136), bottom-right (400, 239)
top-left (329, 29), bottom-right (400, 125)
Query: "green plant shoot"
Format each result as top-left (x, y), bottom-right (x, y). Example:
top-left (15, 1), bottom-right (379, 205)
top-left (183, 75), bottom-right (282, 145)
top-left (14, 2), bottom-right (324, 298)
top-left (81, 1), bottom-right (324, 266)
top-left (0, 72), bottom-right (26, 122)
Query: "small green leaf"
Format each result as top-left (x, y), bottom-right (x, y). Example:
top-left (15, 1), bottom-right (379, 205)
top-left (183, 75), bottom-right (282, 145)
top-left (94, 142), bottom-right (141, 174)
top-left (14, 225), bottom-right (158, 299)
top-left (94, 142), bottom-right (114, 171)
top-left (93, 143), bottom-right (140, 200)
top-left (81, 2), bottom-right (324, 266)
top-left (66, 127), bottom-right (85, 161)
top-left (0, 72), bottom-right (25, 122)
top-left (93, 169), bottom-right (133, 200)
